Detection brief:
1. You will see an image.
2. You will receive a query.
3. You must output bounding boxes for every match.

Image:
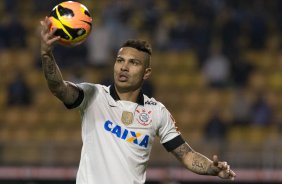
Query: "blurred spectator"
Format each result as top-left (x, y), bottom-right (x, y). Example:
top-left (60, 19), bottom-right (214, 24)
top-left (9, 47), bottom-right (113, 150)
top-left (218, 6), bottom-right (241, 59)
top-left (248, 2), bottom-right (268, 50)
top-left (250, 92), bottom-right (273, 127)
top-left (140, 1), bottom-right (160, 34)
top-left (102, 0), bottom-right (137, 51)
top-left (191, 1), bottom-right (214, 67)
top-left (7, 17), bottom-right (27, 48)
top-left (4, 0), bottom-right (18, 14)
top-left (7, 72), bottom-right (32, 106)
top-left (204, 110), bottom-right (229, 141)
top-left (154, 16), bottom-right (170, 51)
top-left (0, 15), bottom-right (27, 49)
top-left (68, 63), bottom-right (87, 83)
top-left (193, 18), bottom-right (213, 67)
top-left (86, 18), bottom-right (113, 68)
top-left (167, 13), bottom-right (193, 50)
top-left (231, 55), bottom-right (255, 88)
top-left (231, 88), bottom-right (252, 126)
top-left (202, 45), bottom-right (231, 88)
top-left (53, 43), bottom-right (88, 69)
top-left (0, 21), bottom-right (7, 49)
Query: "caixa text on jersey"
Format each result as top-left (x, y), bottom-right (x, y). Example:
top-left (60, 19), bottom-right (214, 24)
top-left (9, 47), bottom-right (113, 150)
top-left (104, 120), bottom-right (149, 148)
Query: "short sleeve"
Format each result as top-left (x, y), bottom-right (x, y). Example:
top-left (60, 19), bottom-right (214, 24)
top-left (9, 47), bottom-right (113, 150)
top-left (157, 106), bottom-right (182, 145)
top-left (64, 82), bottom-right (98, 110)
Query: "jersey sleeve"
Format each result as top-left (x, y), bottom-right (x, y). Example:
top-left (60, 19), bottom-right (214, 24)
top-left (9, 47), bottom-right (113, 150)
top-left (157, 105), bottom-right (184, 151)
top-left (64, 82), bottom-right (98, 110)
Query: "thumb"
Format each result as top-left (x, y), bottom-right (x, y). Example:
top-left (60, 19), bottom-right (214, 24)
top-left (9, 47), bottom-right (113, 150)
top-left (213, 155), bottom-right (219, 167)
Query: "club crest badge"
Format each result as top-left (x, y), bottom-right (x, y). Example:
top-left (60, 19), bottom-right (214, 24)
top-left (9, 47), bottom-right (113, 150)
top-left (136, 108), bottom-right (152, 126)
top-left (121, 111), bottom-right (134, 126)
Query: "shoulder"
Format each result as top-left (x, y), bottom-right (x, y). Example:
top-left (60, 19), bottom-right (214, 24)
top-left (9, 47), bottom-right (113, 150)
top-left (143, 95), bottom-right (167, 112)
top-left (76, 82), bottom-right (108, 93)
top-left (144, 95), bottom-right (160, 106)
top-left (76, 82), bottom-right (110, 101)
top-left (73, 83), bottom-right (110, 109)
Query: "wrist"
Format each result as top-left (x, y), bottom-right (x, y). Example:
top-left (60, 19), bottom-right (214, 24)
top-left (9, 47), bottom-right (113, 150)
top-left (41, 47), bottom-right (52, 56)
top-left (206, 163), bottom-right (219, 176)
top-left (41, 43), bottom-right (53, 55)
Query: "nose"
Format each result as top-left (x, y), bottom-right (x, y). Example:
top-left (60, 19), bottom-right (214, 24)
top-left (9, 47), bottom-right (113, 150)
top-left (121, 61), bottom-right (129, 71)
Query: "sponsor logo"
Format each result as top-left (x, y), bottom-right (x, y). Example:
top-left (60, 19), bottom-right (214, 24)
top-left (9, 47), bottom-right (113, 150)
top-left (136, 108), bottom-right (152, 126)
top-left (145, 101), bottom-right (157, 105)
top-left (104, 120), bottom-right (149, 148)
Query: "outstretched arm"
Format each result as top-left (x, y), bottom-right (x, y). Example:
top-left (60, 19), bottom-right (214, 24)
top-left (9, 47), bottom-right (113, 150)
top-left (172, 143), bottom-right (236, 180)
top-left (40, 17), bottom-right (80, 105)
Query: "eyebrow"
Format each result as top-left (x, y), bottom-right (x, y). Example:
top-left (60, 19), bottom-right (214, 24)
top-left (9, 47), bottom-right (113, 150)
top-left (116, 56), bottom-right (142, 63)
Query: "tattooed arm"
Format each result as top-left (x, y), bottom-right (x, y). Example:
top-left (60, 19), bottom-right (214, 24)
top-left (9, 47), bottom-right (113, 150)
top-left (171, 143), bottom-right (236, 180)
top-left (40, 17), bottom-right (79, 104)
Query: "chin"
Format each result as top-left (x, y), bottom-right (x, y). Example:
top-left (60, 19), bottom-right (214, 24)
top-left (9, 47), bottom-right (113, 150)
top-left (116, 82), bottom-right (140, 92)
top-left (115, 81), bottom-right (130, 88)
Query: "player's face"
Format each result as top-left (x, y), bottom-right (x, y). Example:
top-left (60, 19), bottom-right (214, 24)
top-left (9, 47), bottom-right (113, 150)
top-left (114, 47), bottom-right (151, 92)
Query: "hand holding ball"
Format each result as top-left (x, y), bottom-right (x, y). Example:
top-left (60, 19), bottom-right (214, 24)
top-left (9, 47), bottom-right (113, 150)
top-left (48, 1), bottom-right (92, 46)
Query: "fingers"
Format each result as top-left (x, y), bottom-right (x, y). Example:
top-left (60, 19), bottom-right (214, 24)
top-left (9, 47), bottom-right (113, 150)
top-left (49, 27), bottom-right (57, 36)
top-left (213, 155), bottom-right (236, 180)
top-left (221, 161), bottom-right (228, 169)
top-left (213, 155), bottom-right (227, 170)
top-left (40, 17), bottom-right (60, 46)
top-left (40, 17), bottom-right (51, 33)
top-left (212, 155), bottom-right (218, 167)
top-left (221, 164), bottom-right (236, 180)
top-left (47, 36), bottom-right (61, 45)
top-left (226, 164), bottom-right (230, 172)
top-left (229, 169), bottom-right (236, 180)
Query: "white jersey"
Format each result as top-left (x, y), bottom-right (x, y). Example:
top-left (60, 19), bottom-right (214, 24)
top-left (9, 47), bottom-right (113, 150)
top-left (67, 83), bottom-right (183, 184)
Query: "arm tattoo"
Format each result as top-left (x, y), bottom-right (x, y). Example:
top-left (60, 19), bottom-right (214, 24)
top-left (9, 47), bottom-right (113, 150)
top-left (42, 54), bottom-right (63, 86)
top-left (41, 53), bottom-right (79, 104)
top-left (189, 152), bottom-right (215, 175)
top-left (191, 155), bottom-right (207, 174)
top-left (172, 143), bottom-right (215, 175)
top-left (172, 143), bottom-right (193, 160)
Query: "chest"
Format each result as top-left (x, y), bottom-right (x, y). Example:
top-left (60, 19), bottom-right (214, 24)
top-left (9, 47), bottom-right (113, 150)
top-left (88, 101), bottom-right (158, 148)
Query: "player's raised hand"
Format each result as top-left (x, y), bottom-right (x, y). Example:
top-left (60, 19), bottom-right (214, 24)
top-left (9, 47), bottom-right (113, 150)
top-left (211, 155), bottom-right (236, 180)
top-left (40, 16), bottom-right (60, 52)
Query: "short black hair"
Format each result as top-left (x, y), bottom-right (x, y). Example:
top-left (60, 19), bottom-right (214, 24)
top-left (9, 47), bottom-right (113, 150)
top-left (121, 39), bottom-right (152, 55)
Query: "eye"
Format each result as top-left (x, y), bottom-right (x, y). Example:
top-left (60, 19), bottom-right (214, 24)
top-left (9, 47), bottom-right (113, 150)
top-left (116, 58), bottom-right (123, 63)
top-left (130, 60), bottom-right (139, 65)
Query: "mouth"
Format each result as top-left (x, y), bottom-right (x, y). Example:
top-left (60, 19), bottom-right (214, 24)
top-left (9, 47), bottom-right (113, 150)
top-left (118, 73), bottom-right (129, 82)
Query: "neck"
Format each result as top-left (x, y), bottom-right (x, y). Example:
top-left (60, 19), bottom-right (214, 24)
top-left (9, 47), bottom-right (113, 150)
top-left (114, 85), bottom-right (141, 103)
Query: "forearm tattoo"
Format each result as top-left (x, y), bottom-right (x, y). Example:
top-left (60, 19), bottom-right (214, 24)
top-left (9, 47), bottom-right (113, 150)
top-left (191, 154), bottom-right (209, 174)
top-left (41, 53), bottom-right (67, 99)
top-left (190, 152), bottom-right (217, 175)
top-left (41, 53), bottom-right (79, 104)
top-left (42, 54), bottom-right (62, 86)
top-left (172, 143), bottom-right (193, 160)
top-left (172, 143), bottom-right (215, 175)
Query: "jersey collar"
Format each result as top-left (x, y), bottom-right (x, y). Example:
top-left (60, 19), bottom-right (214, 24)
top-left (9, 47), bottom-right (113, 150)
top-left (109, 84), bottom-right (144, 106)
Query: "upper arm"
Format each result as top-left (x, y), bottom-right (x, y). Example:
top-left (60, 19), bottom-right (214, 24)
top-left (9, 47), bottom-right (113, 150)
top-left (52, 81), bottom-right (81, 105)
top-left (158, 106), bottom-right (181, 144)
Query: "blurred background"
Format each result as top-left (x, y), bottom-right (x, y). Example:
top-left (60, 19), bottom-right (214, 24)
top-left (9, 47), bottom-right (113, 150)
top-left (0, 0), bottom-right (281, 183)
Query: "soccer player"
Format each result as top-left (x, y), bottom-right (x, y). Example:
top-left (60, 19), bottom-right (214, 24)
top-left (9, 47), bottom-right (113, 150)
top-left (40, 17), bottom-right (236, 184)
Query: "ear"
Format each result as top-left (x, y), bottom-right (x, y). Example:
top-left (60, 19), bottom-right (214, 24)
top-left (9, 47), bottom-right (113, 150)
top-left (143, 67), bottom-right (152, 80)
